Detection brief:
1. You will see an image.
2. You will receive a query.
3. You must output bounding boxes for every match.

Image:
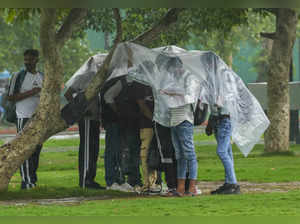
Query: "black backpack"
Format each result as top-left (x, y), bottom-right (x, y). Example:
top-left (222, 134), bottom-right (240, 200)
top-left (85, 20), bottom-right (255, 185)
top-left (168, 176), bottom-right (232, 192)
top-left (114, 78), bottom-right (140, 121)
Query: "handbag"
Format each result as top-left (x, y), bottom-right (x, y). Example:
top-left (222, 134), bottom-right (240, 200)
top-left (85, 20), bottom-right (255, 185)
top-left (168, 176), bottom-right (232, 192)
top-left (147, 136), bottom-right (162, 171)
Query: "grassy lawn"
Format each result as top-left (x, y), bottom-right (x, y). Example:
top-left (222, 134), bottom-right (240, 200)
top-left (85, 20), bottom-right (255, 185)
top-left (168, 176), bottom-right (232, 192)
top-left (1, 132), bottom-right (300, 215)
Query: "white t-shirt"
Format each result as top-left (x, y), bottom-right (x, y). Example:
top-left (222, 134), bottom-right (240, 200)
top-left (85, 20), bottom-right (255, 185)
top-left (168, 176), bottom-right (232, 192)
top-left (16, 72), bottom-right (43, 118)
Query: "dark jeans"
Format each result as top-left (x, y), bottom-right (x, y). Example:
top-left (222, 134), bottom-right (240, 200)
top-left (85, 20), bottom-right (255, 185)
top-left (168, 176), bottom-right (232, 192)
top-left (17, 118), bottom-right (42, 189)
top-left (78, 118), bottom-right (100, 187)
top-left (123, 127), bottom-right (142, 187)
top-left (104, 122), bottom-right (125, 186)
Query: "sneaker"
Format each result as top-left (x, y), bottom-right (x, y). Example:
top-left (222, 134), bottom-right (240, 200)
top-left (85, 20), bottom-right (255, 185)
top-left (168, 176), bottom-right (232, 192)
top-left (84, 181), bottom-right (106, 190)
top-left (185, 187), bottom-right (202, 196)
top-left (133, 185), bottom-right (142, 194)
top-left (21, 182), bottom-right (36, 190)
top-left (211, 183), bottom-right (240, 195)
top-left (119, 183), bottom-right (134, 192)
top-left (107, 183), bottom-right (122, 191)
top-left (221, 184), bottom-right (240, 195)
top-left (211, 183), bottom-right (230, 195)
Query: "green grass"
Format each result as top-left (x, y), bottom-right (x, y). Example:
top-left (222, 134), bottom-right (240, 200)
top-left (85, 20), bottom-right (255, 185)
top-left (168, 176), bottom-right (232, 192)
top-left (1, 133), bottom-right (300, 215)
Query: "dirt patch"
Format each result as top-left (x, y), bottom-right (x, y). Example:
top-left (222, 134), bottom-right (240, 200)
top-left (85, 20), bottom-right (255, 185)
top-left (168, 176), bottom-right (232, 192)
top-left (1, 181), bottom-right (300, 206)
top-left (198, 181), bottom-right (300, 194)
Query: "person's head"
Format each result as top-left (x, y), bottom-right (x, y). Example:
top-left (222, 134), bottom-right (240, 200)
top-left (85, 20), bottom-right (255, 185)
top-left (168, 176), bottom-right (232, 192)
top-left (24, 49), bottom-right (39, 72)
top-left (166, 56), bottom-right (183, 75)
top-left (155, 53), bottom-right (170, 70)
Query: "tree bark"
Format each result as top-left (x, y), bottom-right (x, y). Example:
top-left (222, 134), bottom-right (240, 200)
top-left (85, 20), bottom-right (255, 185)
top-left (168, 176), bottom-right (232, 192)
top-left (264, 9), bottom-right (297, 153)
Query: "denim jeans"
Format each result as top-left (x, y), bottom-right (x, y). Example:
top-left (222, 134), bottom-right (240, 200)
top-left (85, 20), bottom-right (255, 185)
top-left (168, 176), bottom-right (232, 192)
top-left (171, 120), bottom-right (198, 180)
top-left (214, 117), bottom-right (237, 184)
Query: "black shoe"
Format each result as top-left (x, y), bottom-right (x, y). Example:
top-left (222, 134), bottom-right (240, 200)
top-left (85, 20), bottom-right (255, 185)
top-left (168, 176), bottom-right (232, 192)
top-left (211, 183), bottom-right (230, 195)
top-left (21, 182), bottom-right (36, 190)
top-left (221, 184), bottom-right (240, 195)
top-left (82, 181), bottom-right (106, 190)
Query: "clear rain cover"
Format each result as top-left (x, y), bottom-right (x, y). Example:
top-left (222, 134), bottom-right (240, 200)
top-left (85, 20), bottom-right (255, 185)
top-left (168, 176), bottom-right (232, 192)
top-left (65, 42), bottom-right (270, 156)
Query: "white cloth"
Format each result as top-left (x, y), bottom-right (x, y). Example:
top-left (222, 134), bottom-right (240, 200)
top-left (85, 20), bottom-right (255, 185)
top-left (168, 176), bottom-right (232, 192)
top-left (16, 72), bottom-right (43, 118)
top-left (170, 104), bottom-right (194, 127)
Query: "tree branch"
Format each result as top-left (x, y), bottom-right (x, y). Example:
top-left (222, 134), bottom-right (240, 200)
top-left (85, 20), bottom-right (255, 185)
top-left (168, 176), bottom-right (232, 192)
top-left (87, 8), bottom-right (123, 96)
top-left (260, 32), bottom-right (277, 40)
top-left (113, 8), bottom-right (122, 44)
top-left (132, 8), bottom-right (185, 46)
top-left (62, 8), bottom-right (123, 124)
top-left (56, 8), bottom-right (88, 47)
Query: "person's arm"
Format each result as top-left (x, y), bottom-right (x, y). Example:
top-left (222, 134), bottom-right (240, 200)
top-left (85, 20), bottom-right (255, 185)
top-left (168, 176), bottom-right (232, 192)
top-left (7, 88), bottom-right (41, 102)
top-left (137, 99), bottom-right (153, 121)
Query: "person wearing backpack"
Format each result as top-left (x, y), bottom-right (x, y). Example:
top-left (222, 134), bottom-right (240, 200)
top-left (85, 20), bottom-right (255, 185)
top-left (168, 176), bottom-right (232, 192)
top-left (7, 49), bottom-right (43, 190)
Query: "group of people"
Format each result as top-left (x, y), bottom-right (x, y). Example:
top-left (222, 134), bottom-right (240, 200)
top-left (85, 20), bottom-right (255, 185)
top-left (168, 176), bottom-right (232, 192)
top-left (6, 48), bottom-right (240, 196)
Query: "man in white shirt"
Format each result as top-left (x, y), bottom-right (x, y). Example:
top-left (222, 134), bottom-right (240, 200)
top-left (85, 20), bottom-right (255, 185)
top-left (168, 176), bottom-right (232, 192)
top-left (7, 49), bottom-right (43, 190)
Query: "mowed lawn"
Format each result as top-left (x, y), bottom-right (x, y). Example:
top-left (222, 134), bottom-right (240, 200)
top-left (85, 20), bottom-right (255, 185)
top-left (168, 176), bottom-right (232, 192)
top-left (1, 132), bottom-right (300, 216)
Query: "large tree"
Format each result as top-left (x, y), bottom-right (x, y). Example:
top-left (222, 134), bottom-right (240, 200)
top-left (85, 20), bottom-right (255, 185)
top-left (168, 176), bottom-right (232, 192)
top-left (261, 9), bottom-right (298, 152)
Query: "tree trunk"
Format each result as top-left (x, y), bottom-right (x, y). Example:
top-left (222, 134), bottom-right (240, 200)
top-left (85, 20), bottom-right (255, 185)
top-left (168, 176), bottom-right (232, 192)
top-left (264, 9), bottom-right (298, 153)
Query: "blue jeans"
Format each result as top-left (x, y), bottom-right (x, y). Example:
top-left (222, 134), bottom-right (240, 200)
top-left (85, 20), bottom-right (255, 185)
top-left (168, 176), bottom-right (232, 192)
top-left (214, 117), bottom-right (237, 184)
top-left (171, 120), bottom-right (198, 180)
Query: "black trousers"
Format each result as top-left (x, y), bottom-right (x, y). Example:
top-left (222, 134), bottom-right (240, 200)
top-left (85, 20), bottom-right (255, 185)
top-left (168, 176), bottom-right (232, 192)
top-left (78, 118), bottom-right (100, 187)
top-left (155, 123), bottom-right (177, 189)
top-left (17, 118), bottom-right (42, 189)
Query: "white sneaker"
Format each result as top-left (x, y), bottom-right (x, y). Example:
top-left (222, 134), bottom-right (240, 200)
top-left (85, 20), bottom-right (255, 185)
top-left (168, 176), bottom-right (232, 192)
top-left (133, 185), bottom-right (142, 194)
top-left (196, 188), bottom-right (202, 195)
top-left (119, 183), bottom-right (134, 192)
top-left (149, 184), bottom-right (162, 194)
top-left (107, 183), bottom-right (122, 191)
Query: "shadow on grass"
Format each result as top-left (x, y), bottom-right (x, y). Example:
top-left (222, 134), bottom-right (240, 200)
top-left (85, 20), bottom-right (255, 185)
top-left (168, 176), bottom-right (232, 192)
top-left (0, 186), bottom-right (138, 201)
top-left (261, 151), bottom-right (297, 157)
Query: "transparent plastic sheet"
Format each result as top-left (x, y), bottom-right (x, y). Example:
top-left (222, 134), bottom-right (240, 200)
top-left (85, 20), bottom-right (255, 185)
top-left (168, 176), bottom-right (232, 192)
top-left (65, 53), bottom-right (107, 91)
top-left (65, 42), bottom-right (269, 156)
top-left (111, 42), bottom-right (269, 156)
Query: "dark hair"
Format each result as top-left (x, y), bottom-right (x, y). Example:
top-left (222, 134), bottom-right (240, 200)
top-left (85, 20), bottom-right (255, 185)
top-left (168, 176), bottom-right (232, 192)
top-left (155, 53), bottom-right (170, 70)
top-left (166, 56), bottom-right (183, 71)
top-left (24, 49), bottom-right (39, 58)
